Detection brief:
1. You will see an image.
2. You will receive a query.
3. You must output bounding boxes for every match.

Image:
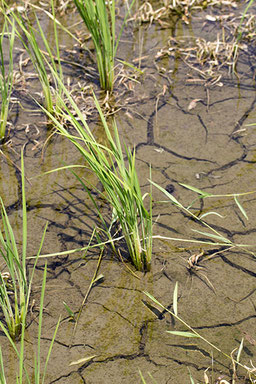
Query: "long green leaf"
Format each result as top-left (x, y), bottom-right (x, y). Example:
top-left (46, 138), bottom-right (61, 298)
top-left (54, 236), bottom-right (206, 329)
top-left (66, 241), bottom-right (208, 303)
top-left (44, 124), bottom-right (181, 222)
top-left (188, 369), bottom-right (195, 384)
top-left (139, 370), bottom-right (147, 384)
top-left (234, 195), bottom-right (248, 220)
top-left (0, 347), bottom-right (7, 384)
top-left (63, 301), bottom-right (75, 319)
top-left (21, 150), bottom-right (27, 284)
top-left (191, 229), bottom-right (232, 243)
top-left (150, 180), bottom-right (182, 207)
top-left (180, 183), bottom-right (212, 197)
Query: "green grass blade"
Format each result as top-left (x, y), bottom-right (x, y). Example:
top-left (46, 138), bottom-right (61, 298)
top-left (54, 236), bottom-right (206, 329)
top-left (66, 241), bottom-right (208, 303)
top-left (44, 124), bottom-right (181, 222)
top-left (191, 229), bottom-right (232, 243)
top-left (0, 18), bottom-right (15, 140)
top-left (188, 369), bottom-right (195, 384)
top-left (139, 370), bottom-right (147, 384)
top-left (236, 0), bottom-right (255, 42)
top-left (36, 263), bottom-right (48, 382)
top-left (63, 302), bottom-right (75, 319)
top-left (116, 58), bottom-right (144, 74)
top-left (0, 347), bottom-right (7, 384)
top-left (234, 195), bottom-right (248, 220)
top-left (180, 183), bottom-right (212, 197)
top-left (42, 319), bottom-right (61, 382)
top-left (150, 180), bottom-right (182, 208)
top-left (148, 372), bottom-right (158, 384)
top-left (21, 150), bottom-right (27, 281)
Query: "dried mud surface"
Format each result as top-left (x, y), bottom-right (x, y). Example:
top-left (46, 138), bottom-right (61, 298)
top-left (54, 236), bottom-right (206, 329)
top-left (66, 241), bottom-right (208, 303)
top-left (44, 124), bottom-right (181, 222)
top-left (0, 1), bottom-right (256, 383)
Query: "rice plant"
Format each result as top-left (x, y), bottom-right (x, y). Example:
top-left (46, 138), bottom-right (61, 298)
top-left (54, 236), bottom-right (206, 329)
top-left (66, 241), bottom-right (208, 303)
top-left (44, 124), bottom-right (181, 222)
top-left (139, 370), bottom-right (158, 383)
top-left (0, 263), bottom-right (60, 383)
top-left (4, 1), bottom-right (63, 116)
top-left (233, 0), bottom-right (255, 71)
top-left (0, 151), bottom-right (47, 339)
top-left (40, 73), bottom-right (152, 271)
top-left (0, 19), bottom-right (15, 142)
top-left (236, 0), bottom-right (255, 43)
top-left (144, 284), bottom-right (255, 381)
top-left (150, 180), bottom-right (256, 252)
top-left (73, 0), bottom-right (134, 92)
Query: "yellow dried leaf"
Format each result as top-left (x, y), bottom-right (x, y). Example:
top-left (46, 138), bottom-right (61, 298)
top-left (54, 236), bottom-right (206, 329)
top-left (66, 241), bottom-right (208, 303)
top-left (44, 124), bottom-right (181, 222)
top-left (69, 355), bottom-right (97, 366)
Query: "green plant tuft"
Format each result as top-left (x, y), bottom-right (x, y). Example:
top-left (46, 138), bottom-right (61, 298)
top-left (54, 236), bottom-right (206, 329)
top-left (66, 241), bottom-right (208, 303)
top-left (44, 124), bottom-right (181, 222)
top-left (74, 0), bottom-right (134, 92)
top-left (0, 18), bottom-right (15, 142)
top-left (0, 151), bottom-right (47, 339)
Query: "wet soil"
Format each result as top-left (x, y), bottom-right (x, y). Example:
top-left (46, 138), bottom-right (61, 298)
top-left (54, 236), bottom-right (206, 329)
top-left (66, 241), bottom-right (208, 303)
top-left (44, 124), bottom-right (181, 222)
top-left (1, 1), bottom-right (256, 383)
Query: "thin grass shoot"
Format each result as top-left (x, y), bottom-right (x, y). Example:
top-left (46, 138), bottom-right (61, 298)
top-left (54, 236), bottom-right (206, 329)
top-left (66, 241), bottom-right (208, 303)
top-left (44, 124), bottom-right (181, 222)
top-left (0, 18), bottom-right (15, 142)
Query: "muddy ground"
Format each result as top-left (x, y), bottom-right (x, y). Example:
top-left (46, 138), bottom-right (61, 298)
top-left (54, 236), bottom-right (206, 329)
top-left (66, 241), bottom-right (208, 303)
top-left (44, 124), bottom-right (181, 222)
top-left (0, 1), bottom-right (256, 383)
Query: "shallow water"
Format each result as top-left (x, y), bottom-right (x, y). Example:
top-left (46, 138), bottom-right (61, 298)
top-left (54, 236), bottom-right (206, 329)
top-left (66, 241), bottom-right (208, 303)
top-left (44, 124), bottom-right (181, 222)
top-left (0, 1), bottom-right (256, 383)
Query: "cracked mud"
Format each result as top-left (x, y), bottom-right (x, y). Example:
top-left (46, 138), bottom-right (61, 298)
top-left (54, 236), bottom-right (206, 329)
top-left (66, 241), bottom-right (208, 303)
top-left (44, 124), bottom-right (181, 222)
top-left (0, 1), bottom-right (256, 383)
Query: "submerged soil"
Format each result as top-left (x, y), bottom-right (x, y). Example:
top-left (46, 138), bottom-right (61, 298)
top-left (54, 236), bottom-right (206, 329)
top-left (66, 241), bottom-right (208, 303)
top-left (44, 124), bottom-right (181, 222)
top-left (0, 1), bottom-right (256, 383)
